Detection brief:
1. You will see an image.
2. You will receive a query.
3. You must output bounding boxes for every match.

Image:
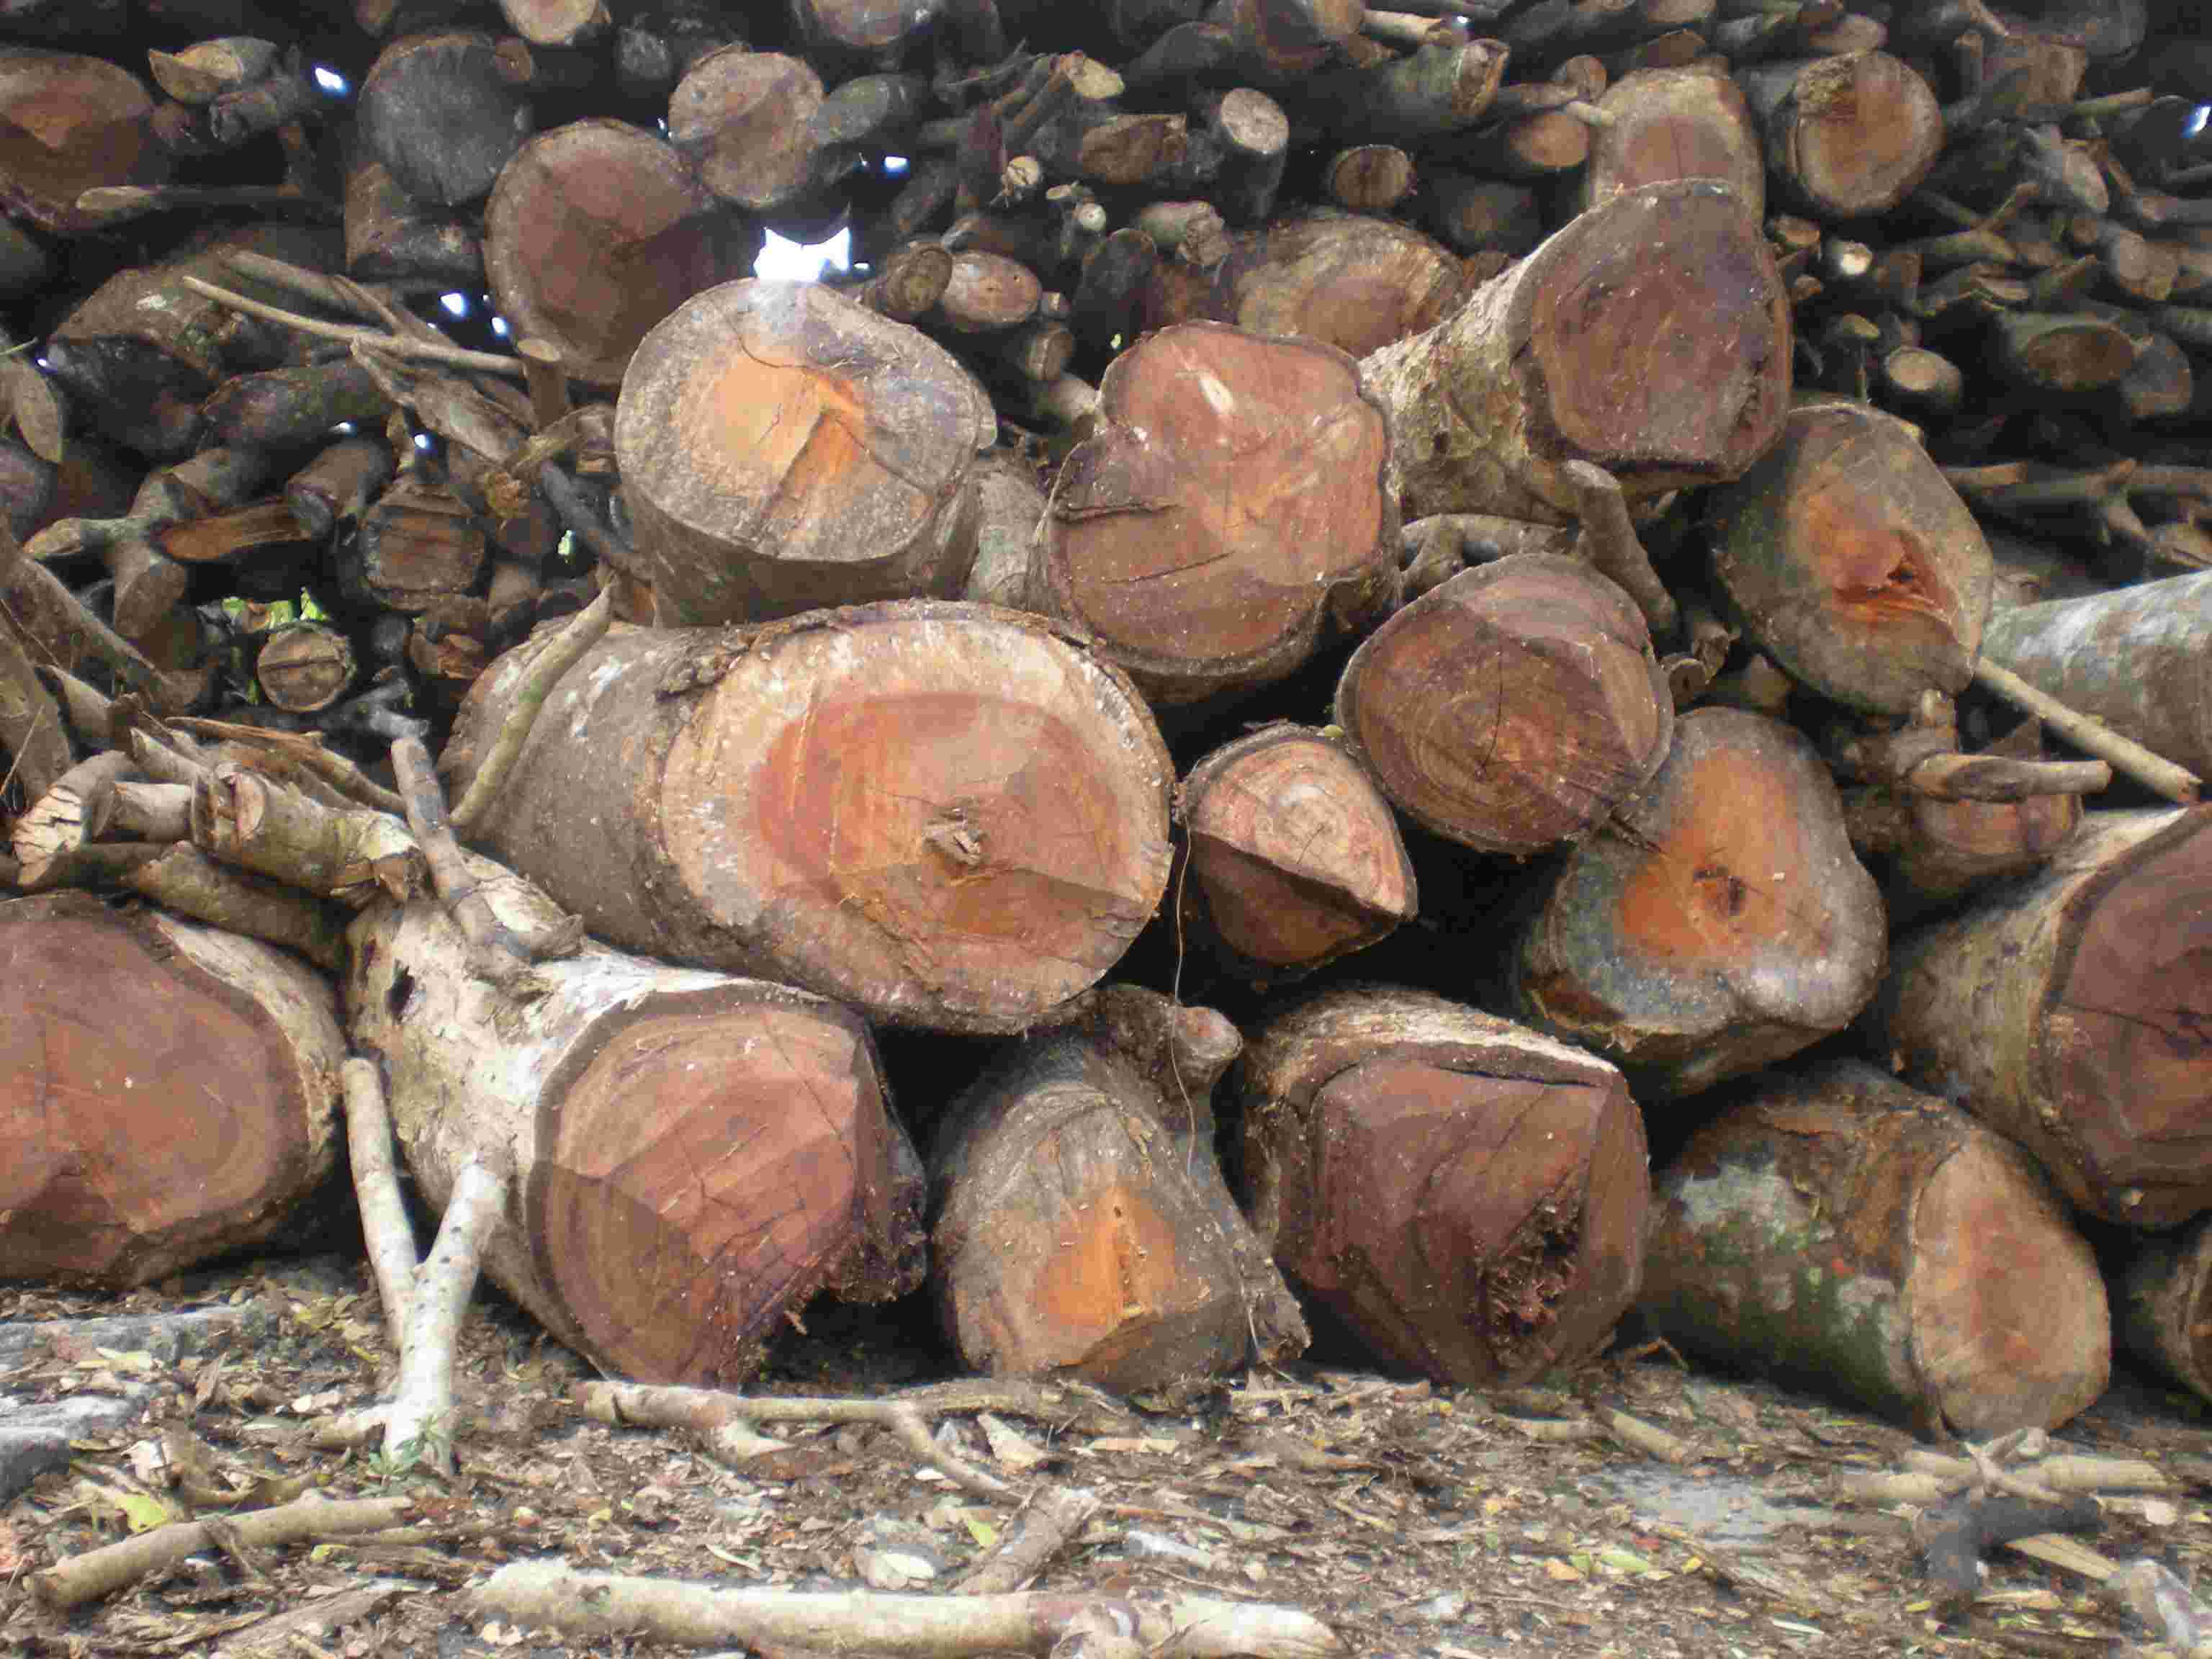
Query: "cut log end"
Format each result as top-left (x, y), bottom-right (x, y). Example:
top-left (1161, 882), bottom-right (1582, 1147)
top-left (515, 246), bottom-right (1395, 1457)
top-left (529, 994), bottom-right (922, 1385)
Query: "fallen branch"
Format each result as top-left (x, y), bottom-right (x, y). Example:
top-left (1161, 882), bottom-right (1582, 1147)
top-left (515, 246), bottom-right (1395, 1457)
top-left (468, 1560), bottom-right (1345, 1657)
top-left (1915, 1489), bottom-right (2102, 1619)
top-left (179, 275), bottom-right (529, 380)
top-left (1564, 460), bottom-right (1678, 638)
top-left (392, 734), bottom-right (534, 984)
top-left (120, 843), bottom-right (348, 971)
top-left (11, 750), bottom-right (139, 888)
top-left (449, 588), bottom-right (612, 833)
top-left (28, 1494), bottom-right (415, 1611)
top-left (384, 1151), bottom-right (508, 1474)
top-left (956, 1486), bottom-right (1102, 1595)
top-left (1973, 658), bottom-right (2202, 804)
top-left (341, 1056), bottom-right (418, 1355)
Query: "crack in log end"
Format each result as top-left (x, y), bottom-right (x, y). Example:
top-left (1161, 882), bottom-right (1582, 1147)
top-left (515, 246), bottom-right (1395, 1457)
top-left (1483, 1199), bottom-right (1583, 1373)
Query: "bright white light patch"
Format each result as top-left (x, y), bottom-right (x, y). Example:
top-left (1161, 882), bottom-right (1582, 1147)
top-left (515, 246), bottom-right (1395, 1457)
top-left (413, 433), bottom-right (434, 451)
top-left (313, 66), bottom-right (349, 96)
top-left (2192, 104), bottom-right (2211, 138)
top-left (884, 154), bottom-right (910, 174)
top-left (753, 227), bottom-right (852, 282)
top-left (490, 316), bottom-right (511, 338)
top-left (439, 292), bottom-right (469, 318)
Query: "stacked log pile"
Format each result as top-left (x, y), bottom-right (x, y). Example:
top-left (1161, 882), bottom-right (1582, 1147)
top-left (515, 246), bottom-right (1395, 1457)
top-left (0, 0), bottom-right (2207, 1440)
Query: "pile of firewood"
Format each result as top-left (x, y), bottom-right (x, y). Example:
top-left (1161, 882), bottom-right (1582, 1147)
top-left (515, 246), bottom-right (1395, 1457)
top-left (1, 0), bottom-right (2208, 1451)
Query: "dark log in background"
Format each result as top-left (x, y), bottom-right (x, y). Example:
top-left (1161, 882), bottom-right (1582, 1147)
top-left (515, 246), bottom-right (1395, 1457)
top-left (0, 0), bottom-right (2208, 1420)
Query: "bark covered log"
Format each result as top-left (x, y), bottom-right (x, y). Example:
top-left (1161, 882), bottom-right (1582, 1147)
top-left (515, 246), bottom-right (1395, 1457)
top-left (928, 984), bottom-right (1308, 1395)
top-left (1236, 984), bottom-right (1650, 1388)
top-left (1361, 178), bottom-right (1789, 526)
top-left (614, 279), bottom-right (992, 625)
top-left (1511, 706), bottom-right (1887, 1100)
top-left (0, 891), bottom-right (342, 1287)
top-left (1034, 320), bottom-right (1397, 705)
top-left (1640, 1059), bottom-right (2109, 1438)
top-left (1334, 554), bottom-right (1672, 856)
top-left (441, 603), bottom-right (1174, 1034)
top-left (2113, 1214), bottom-right (2212, 1406)
top-left (345, 871), bottom-right (926, 1387)
top-left (1864, 807), bottom-right (2212, 1227)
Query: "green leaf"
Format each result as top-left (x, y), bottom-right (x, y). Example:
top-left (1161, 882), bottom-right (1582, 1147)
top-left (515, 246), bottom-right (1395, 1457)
top-left (115, 1490), bottom-right (174, 1532)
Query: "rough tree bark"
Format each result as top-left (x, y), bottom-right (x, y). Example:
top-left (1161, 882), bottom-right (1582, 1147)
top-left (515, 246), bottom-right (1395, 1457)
top-left (1235, 984), bottom-right (1650, 1388)
top-left (1511, 706), bottom-right (1888, 1101)
top-left (345, 867), bottom-right (927, 1388)
top-left (1359, 177), bottom-right (1789, 526)
top-left (1034, 320), bottom-right (1397, 705)
top-left (1864, 807), bottom-right (2212, 1227)
top-left (1640, 1059), bottom-right (2110, 1439)
top-left (928, 984), bottom-right (1308, 1396)
top-left (1334, 555), bottom-right (1673, 857)
top-left (0, 891), bottom-right (343, 1287)
top-left (615, 279), bottom-right (993, 625)
top-left (2113, 1215), bottom-right (2212, 1406)
top-left (441, 603), bottom-right (1174, 1034)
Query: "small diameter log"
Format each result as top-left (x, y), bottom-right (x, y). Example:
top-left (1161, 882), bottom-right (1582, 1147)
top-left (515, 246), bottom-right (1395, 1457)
top-left (1363, 179), bottom-right (1789, 526)
top-left (1035, 321), bottom-right (1396, 705)
top-left (0, 891), bottom-right (342, 1287)
top-left (1864, 807), bottom-right (2212, 1227)
top-left (1179, 724), bottom-right (1416, 980)
top-left (1236, 985), bottom-right (1650, 1388)
top-left (615, 279), bottom-right (993, 625)
top-left (346, 873), bottom-right (926, 1388)
top-left (1511, 706), bottom-right (1887, 1100)
top-left (1583, 66), bottom-right (1763, 218)
top-left (1736, 52), bottom-right (1943, 219)
top-left (1334, 555), bottom-right (1672, 857)
top-left (960, 448), bottom-right (1047, 610)
top-left (441, 603), bottom-right (1174, 1035)
top-left (1703, 400), bottom-right (1992, 716)
top-left (348, 475), bottom-right (487, 613)
top-left (1141, 213), bottom-right (1475, 360)
top-left (928, 985), bottom-right (1308, 1395)
top-left (0, 48), bottom-right (168, 235)
top-left (1640, 1059), bottom-right (2110, 1439)
top-left (667, 48), bottom-right (827, 220)
top-left (357, 32), bottom-right (532, 208)
top-left (1978, 571), bottom-right (2212, 781)
top-left (345, 156), bottom-right (482, 285)
top-left (200, 359), bottom-right (394, 452)
top-left (485, 120), bottom-right (763, 390)
top-left (2113, 1214), bottom-right (2212, 1404)
top-left (256, 624), bottom-right (357, 714)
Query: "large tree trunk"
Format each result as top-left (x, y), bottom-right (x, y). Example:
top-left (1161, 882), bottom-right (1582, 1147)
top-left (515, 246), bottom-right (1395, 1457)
top-left (1863, 807), bottom-right (2212, 1227)
top-left (1977, 572), bottom-right (2212, 781)
top-left (345, 870), bottom-right (927, 1388)
top-left (1511, 706), bottom-right (1888, 1100)
top-left (1235, 984), bottom-right (1649, 1388)
top-left (1034, 320), bottom-right (1398, 704)
top-left (614, 279), bottom-right (994, 625)
top-left (1334, 554), bottom-right (1673, 857)
top-left (1177, 723), bottom-right (1416, 981)
top-left (927, 985), bottom-right (1308, 1396)
top-left (1640, 1060), bottom-right (2109, 1439)
top-left (441, 603), bottom-right (1174, 1034)
top-left (1359, 178), bottom-right (1790, 526)
top-left (0, 891), bottom-right (343, 1288)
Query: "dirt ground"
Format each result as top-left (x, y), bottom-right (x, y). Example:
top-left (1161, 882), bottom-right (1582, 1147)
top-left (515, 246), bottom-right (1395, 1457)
top-left (5, 1253), bottom-right (2211, 1659)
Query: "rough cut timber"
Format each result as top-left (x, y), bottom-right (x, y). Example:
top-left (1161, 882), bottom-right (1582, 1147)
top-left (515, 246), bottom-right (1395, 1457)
top-left (1359, 178), bottom-right (1790, 526)
top-left (0, 892), bottom-right (343, 1288)
top-left (345, 871), bottom-right (925, 1388)
top-left (615, 279), bottom-right (994, 625)
top-left (441, 603), bottom-right (1174, 1034)
top-left (1640, 1060), bottom-right (2109, 1439)
top-left (2114, 1214), bottom-right (2212, 1406)
top-left (0, 47), bottom-right (167, 235)
top-left (1703, 400), bottom-right (1993, 716)
top-left (1583, 65), bottom-right (1764, 219)
top-left (1236, 984), bottom-right (1650, 1388)
top-left (1035, 320), bottom-right (1397, 705)
top-left (1334, 555), bottom-right (1673, 858)
top-left (356, 31), bottom-right (532, 208)
top-left (1511, 706), bottom-right (1887, 1101)
top-left (484, 119), bottom-right (763, 390)
top-left (1978, 571), bottom-right (2212, 782)
top-left (1864, 807), bottom-right (2212, 1228)
top-left (1736, 51), bottom-right (1944, 220)
top-left (928, 985), bottom-right (1308, 1396)
top-left (1178, 724), bottom-right (1416, 981)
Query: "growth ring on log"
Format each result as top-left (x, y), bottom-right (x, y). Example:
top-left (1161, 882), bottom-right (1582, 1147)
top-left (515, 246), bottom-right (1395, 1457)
top-left (616, 279), bottom-right (993, 624)
top-left (485, 120), bottom-right (761, 390)
top-left (0, 48), bottom-right (166, 235)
